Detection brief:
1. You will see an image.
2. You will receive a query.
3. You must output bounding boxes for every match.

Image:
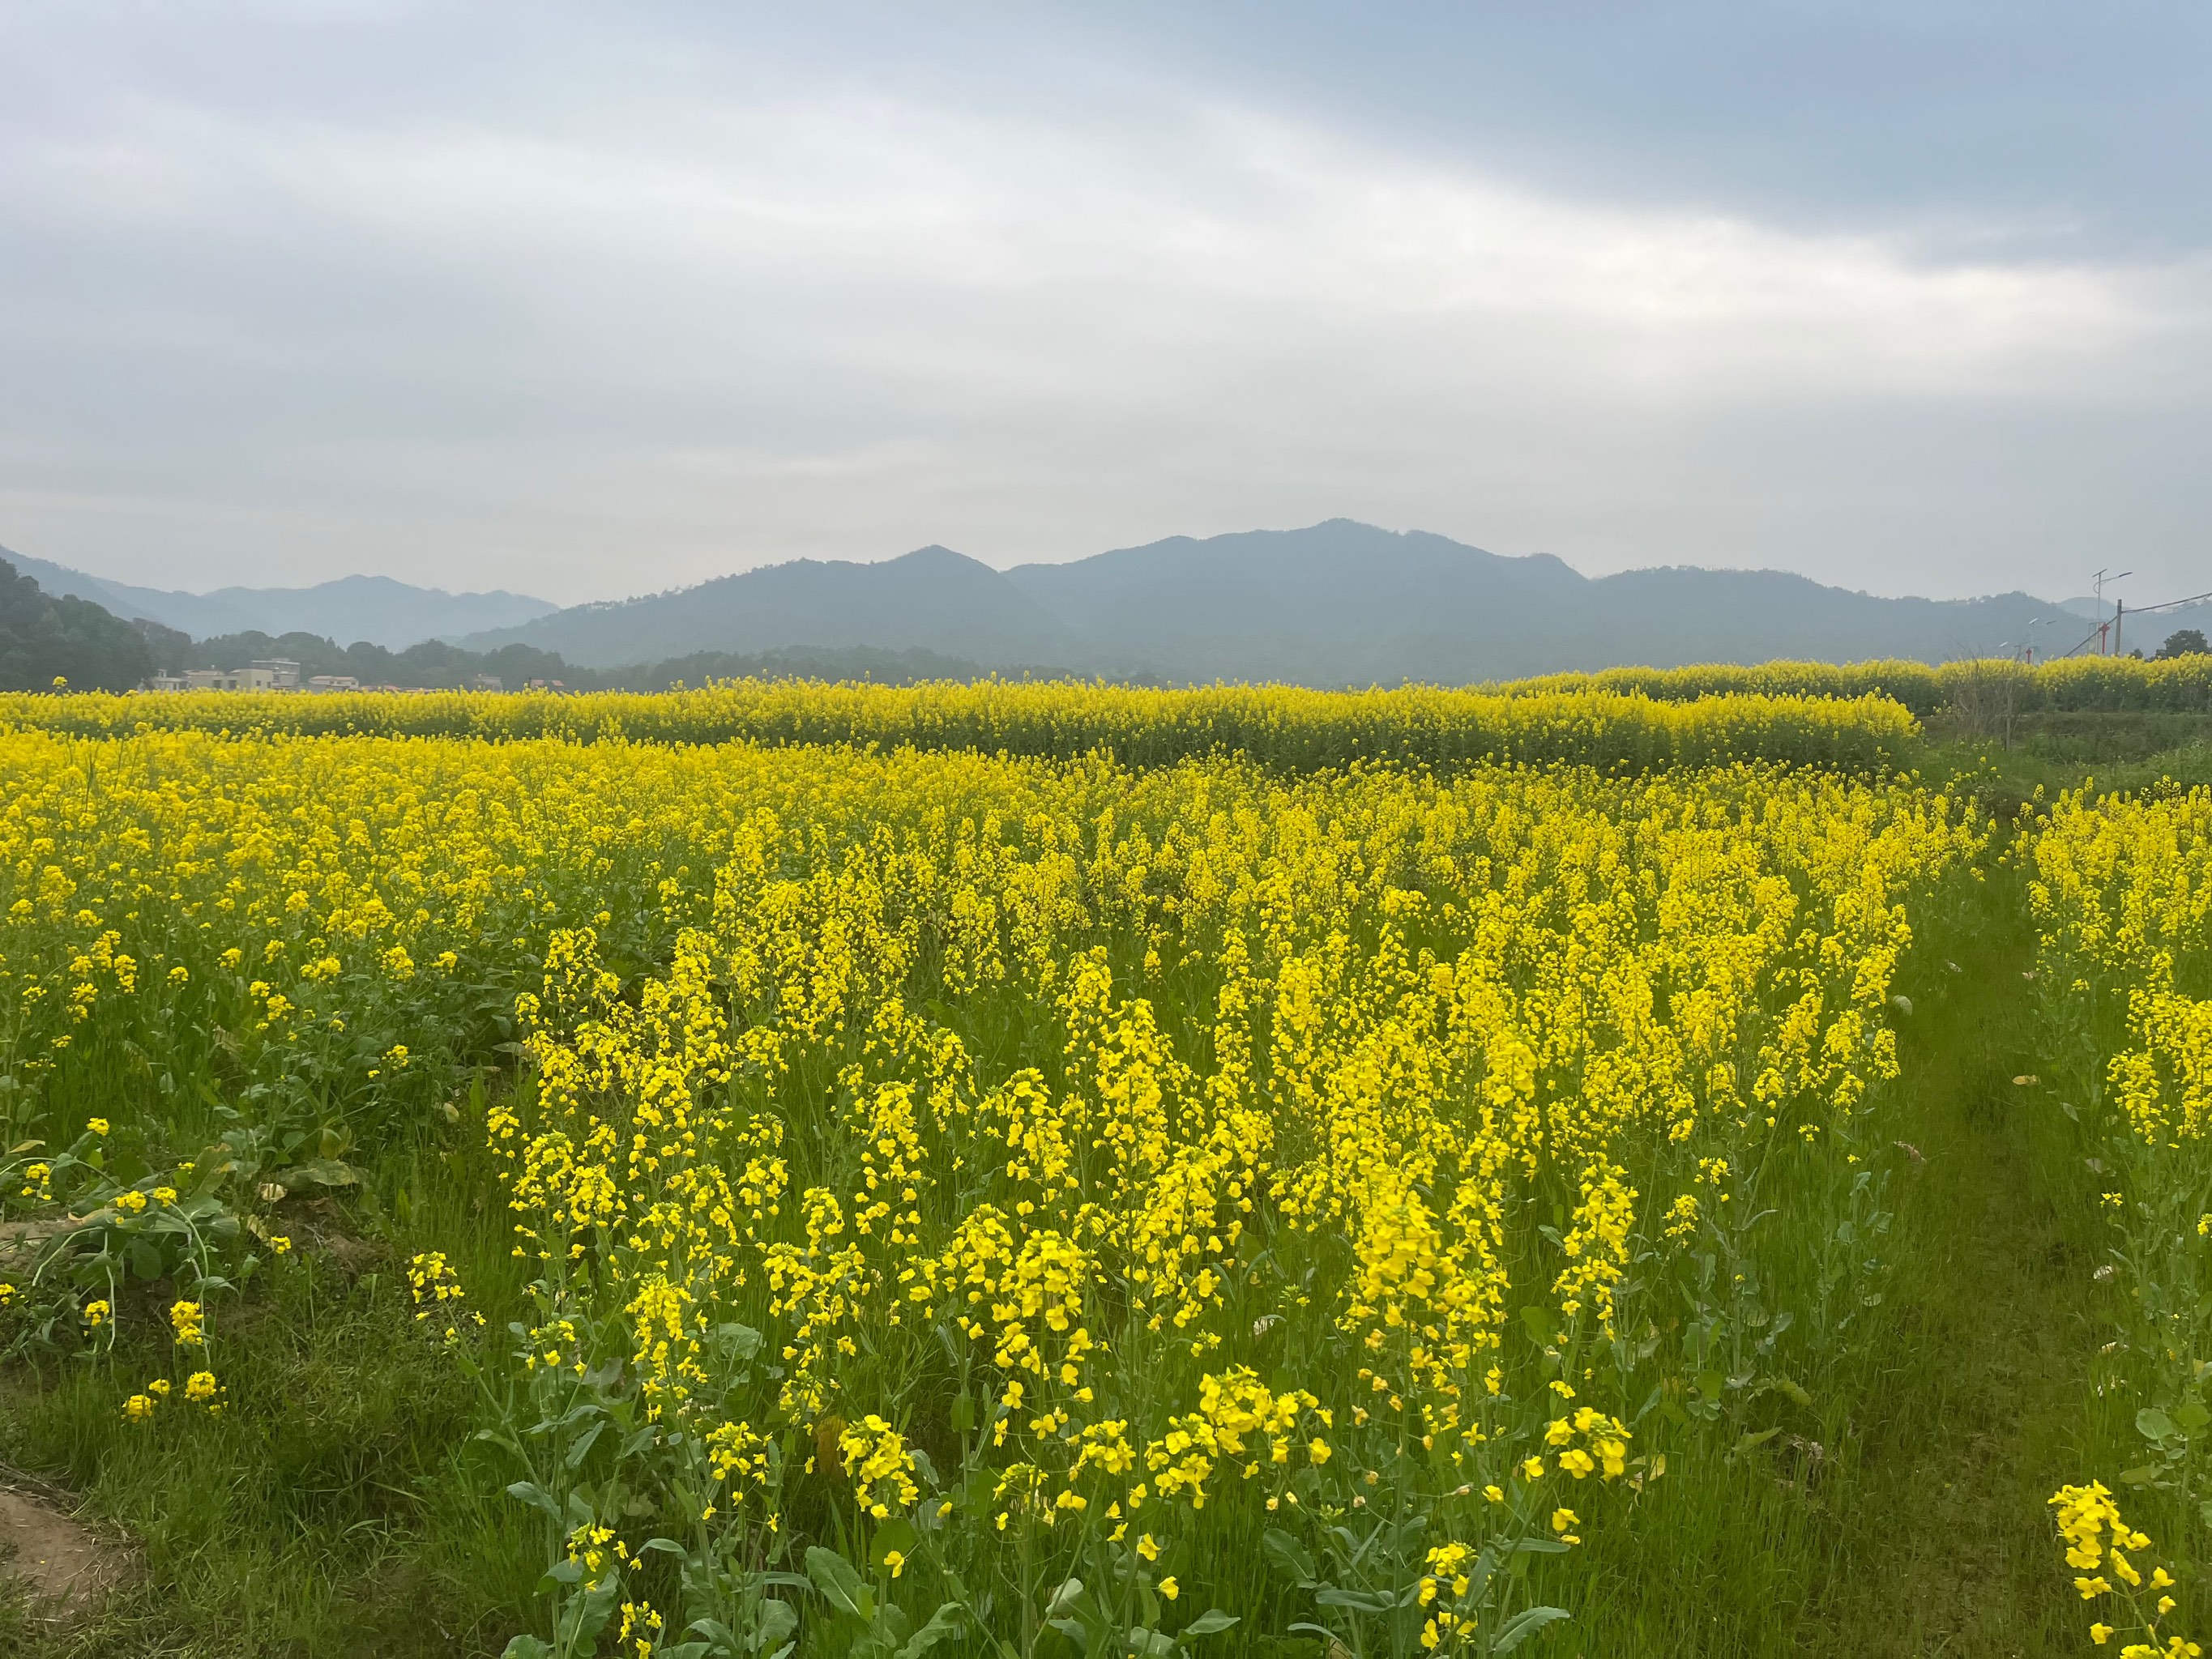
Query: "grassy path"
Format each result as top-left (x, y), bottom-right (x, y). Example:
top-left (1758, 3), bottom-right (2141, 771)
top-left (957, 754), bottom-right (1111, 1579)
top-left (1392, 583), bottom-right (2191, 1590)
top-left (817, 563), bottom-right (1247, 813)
top-left (1813, 860), bottom-right (2104, 1655)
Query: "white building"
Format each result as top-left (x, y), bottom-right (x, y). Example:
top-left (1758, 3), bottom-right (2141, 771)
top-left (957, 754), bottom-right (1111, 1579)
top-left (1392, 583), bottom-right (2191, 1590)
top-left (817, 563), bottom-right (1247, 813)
top-left (166, 659), bottom-right (305, 691)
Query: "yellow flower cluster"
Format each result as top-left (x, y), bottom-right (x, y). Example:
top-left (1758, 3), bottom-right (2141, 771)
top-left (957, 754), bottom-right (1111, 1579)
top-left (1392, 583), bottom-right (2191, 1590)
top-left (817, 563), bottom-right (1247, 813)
top-left (2050, 1484), bottom-right (2196, 1655)
top-left (1143, 1367), bottom-right (1329, 1508)
top-left (2031, 790), bottom-right (2211, 1648)
top-left (0, 679), bottom-right (1916, 772)
top-left (2032, 787), bottom-right (2212, 1145)
top-left (122, 1368), bottom-right (223, 1422)
top-left (1503, 655), bottom-right (2212, 719)
top-left (0, 710), bottom-right (1980, 1638)
top-left (836, 1414), bottom-right (920, 1518)
top-left (472, 743), bottom-right (1971, 1631)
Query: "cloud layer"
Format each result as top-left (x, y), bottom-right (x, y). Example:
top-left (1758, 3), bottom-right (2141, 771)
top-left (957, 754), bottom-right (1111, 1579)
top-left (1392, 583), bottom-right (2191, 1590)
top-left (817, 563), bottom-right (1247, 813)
top-left (2, 3), bottom-right (2207, 605)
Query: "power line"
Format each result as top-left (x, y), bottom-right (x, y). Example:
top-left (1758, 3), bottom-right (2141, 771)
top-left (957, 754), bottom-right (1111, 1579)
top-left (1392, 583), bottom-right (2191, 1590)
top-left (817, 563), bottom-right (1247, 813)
top-left (2119, 586), bottom-right (2212, 618)
top-left (2052, 583), bottom-right (2212, 659)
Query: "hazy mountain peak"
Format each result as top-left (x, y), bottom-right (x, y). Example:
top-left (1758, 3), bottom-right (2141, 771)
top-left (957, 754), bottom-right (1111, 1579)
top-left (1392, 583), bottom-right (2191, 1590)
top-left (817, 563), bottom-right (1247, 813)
top-left (21, 522), bottom-right (2200, 684)
top-left (448, 516), bottom-right (2167, 681)
top-left (464, 541), bottom-right (1071, 666)
top-left (0, 547), bottom-right (556, 648)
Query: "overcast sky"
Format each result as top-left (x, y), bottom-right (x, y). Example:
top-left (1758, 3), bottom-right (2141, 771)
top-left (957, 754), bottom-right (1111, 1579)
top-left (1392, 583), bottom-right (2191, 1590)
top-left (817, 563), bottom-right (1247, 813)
top-left (3, 2), bottom-right (2208, 607)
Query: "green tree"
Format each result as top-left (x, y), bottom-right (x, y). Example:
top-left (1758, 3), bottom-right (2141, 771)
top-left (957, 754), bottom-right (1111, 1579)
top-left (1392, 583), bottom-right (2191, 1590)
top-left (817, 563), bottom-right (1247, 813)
top-left (2155, 628), bottom-right (2209, 659)
top-left (0, 557), bottom-right (155, 692)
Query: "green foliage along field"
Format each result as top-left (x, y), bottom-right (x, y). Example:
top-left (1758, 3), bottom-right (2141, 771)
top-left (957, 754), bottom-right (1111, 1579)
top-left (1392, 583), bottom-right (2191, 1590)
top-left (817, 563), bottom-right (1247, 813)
top-left (0, 562), bottom-right (152, 694)
top-left (1497, 654), bottom-right (2212, 718)
top-left (0, 680), bottom-right (1917, 772)
top-left (0, 680), bottom-right (2206, 1658)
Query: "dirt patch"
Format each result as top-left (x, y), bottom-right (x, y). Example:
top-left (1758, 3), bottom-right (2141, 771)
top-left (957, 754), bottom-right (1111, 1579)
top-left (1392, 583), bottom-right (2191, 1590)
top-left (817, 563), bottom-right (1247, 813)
top-left (268, 1195), bottom-right (387, 1277)
top-left (0, 1218), bottom-right (86, 1274)
top-left (0, 1481), bottom-right (123, 1617)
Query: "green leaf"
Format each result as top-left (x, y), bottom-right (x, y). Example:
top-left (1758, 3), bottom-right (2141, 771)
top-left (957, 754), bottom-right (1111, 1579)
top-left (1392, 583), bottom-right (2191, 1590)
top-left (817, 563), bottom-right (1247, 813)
top-left (871, 1516), bottom-right (918, 1568)
top-left (1512, 1537), bottom-right (1570, 1555)
top-left (2175, 1400), bottom-right (2210, 1434)
top-left (504, 1481), bottom-right (564, 1525)
top-left (1179, 1610), bottom-right (1239, 1640)
top-left (2119, 1465), bottom-right (2159, 1486)
top-left (1493, 1606), bottom-right (1573, 1654)
top-left (805, 1546), bottom-right (870, 1621)
top-left (501, 1640), bottom-right (556, 1659)
top-left (1520, 1305), bottom-right (1553, 1344)
top-left (1044, 1578), bottom-right (1089, 1620)
top-left (953, 1465), bottom-right (997, 1515)
top-left (2137, 1407), bottom-right (2180, 1443)
top-left (560, 1572), bottom-right (622, 1649)
top-left (1314, 1588), bottom-right (1397, 1614)
top-left (563, 1419), bottom-right (606, 1471)
top-left (271, 1158), bottom-right (363, 1189)
top-left (710, 1321), bottom-right (762, 1361)
top-left (1262, 1528), bottom-right (1317, 1585)
top-left (755, 1601), bottom-right (800, 1653)
top-left (884, 1450), bottom-right (929, 1501)
top-left (951, 1392), bottom-right (976, 1433)
top-left (1125, 1631), bottom-right (1176, 1659)
top-left (1731, 1427), bottom-right (1783, 1458)
top-left (895, 1604), bottom-right (965, 1659)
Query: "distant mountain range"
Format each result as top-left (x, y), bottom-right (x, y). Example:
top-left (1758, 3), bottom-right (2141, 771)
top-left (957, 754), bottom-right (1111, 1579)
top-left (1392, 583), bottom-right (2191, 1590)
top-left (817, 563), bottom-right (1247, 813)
top-left (0, 546), bottom-right (557, 649)
top-left (467, 544), bottom-right (1079, 670)
top-left (460, 521), bottom-right (2192, 682)
top-left (11, 522), bottom-right (2201, 681)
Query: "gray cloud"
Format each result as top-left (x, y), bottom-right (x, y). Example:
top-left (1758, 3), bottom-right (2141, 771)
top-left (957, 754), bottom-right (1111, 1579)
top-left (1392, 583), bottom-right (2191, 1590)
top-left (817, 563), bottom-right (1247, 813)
top-left (2, 2), bottom-right (2207, 608)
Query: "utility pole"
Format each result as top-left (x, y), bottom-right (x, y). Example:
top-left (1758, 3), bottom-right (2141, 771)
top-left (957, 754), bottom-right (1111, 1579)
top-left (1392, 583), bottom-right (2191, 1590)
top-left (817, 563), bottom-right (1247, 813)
top-left (2095, 568), bottom-right (2133, 655)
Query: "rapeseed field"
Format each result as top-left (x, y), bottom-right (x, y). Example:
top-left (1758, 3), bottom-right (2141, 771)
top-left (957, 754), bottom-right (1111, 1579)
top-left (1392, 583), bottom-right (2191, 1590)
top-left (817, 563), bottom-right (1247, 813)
top-left (0, 676), bottom-right (2205, 1657)
top-left (2028, 788), bottom-right (2212, 1659)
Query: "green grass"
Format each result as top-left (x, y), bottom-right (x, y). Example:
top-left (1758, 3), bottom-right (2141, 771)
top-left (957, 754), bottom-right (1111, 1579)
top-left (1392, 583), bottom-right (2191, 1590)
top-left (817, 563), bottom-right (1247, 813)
top-left (1809, 857), bottom-right (2105, 1653)
top-left (1534, 846), bottom-right (2108, 1656)
top-left (0, 1240), bottom-right (540, 1654)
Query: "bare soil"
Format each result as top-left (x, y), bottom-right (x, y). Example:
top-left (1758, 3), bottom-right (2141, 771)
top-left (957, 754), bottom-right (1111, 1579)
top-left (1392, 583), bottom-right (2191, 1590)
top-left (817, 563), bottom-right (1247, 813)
top-left (0, 1478), bottom-right (124, 1618)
